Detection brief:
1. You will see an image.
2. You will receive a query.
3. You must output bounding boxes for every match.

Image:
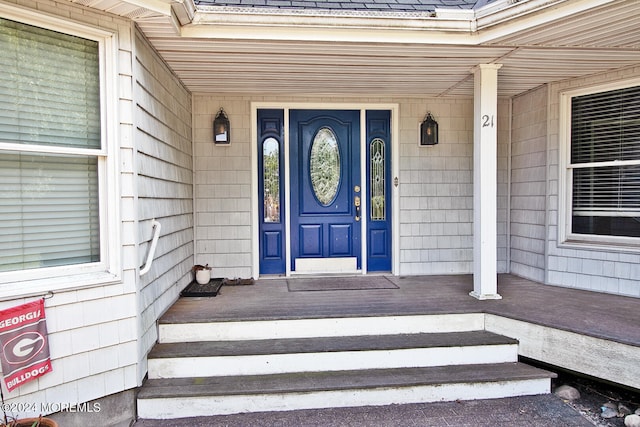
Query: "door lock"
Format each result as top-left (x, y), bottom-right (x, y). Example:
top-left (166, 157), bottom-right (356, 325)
top-left (354, 195), bottom-right (361, 221)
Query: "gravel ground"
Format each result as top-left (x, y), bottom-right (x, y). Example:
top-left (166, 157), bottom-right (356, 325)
top-left (552, 370), bottom-right (640, 427)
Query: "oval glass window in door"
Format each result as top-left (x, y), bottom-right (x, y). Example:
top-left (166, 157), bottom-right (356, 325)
top-left (310, 127), bottom-right (341, 206)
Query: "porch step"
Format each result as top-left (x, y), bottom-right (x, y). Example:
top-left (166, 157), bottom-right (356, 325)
top-left (140, 313), bottom-right (556, 419)
top-left (157, 313), bottom-right (486, 343)
top-left (137, 363), bottom-right (556, 418)
top-left (147, 331), bottom-right (519, 379)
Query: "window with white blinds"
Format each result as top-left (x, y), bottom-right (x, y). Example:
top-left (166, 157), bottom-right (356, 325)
top-left (0, 17), bottom-right (102, 273)
top-left (569, 85), bottom-right (640, 239)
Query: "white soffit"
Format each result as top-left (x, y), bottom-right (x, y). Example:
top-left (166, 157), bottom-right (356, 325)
top-left (70, 0), bottom-right (172, 19)
top-left (62, 0), bottom-right (640, 97)
top-left (482, 0), bottom-right (640, 48)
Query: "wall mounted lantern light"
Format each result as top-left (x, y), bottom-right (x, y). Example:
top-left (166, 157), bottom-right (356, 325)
top-left (420, 112), bottom-right (439, 146)
top-left (213, 108), bottom-right (230, 144)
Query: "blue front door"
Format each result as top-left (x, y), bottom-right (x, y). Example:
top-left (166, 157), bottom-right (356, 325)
top-left (290, 110), bottom-right (361, 273)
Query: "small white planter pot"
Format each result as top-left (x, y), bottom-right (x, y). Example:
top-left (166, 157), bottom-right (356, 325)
top-left (195, 269), bottom-right (211, 285)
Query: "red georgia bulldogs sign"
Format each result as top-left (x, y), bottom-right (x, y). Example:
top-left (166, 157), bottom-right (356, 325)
top-left (0, 299), bottom-right (52, 392)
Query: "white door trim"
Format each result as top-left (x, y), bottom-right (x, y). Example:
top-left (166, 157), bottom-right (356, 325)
top-left (251, 102), bottom-right (399, 278)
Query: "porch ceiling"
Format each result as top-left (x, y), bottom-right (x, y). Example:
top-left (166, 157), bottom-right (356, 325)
top-left (74, 0), bottom-right (640, 97)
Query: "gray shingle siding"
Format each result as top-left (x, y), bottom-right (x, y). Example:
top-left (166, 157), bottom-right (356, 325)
top-left (195, 0), bottom-right (483, 12)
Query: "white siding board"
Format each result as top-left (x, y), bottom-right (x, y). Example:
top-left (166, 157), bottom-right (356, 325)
top-left (135, 104), bottom-right (191, 154)
top-left (193, 95), bottom-right (508, 277)
top-left (138, 153), bottom-right (192, 184)
top-left (133, 27), bottom-right (193, 389)
top-left (136, 130), bottom-right (192, 169)
top-left (194, 82), bottom-right (253, 275)
top-left (135, 46), bottom-right (191, 115)
top-left (134, 75), bottom-right (191, 124)
top-left (401, 98), bottom-right (509, 275)
top-left (545, 64), bottom-right (640, 296)
top-left (0, 2), bottom-right (140, 415)
top-left (509, 85), bottom-right (548, 282)
top-left (138, 242), bottom-right (192, 282)
top-left (138, 198), bottom-right (192, 220)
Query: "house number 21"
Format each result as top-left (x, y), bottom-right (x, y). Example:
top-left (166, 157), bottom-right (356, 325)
top-left (482, 114), bottom-right (495, 128)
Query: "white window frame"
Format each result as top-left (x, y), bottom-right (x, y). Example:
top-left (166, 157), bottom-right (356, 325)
top-left (0, 4), bottom-right (121, 298)
top-left (559, 78), bottom-right (640, 251)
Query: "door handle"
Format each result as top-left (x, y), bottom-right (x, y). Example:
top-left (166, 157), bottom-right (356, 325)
top-left (354, 196), bottom-right (361, 221)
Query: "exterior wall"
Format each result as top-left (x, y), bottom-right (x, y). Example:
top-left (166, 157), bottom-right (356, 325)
top-left (193, 96), bottom-right (254, 279)
top-left (193, 95), bottom-right (509, 278)
top-left (399, 99), bottom-right (509, 275)
top-left (0, 0), bottom-right (139, 418)
top-left (509, 86), bottom-right (548, 282)
top-left (133, 28), bottom-right (193, 379)
top-left (546, 65), bottom-right (640, 297)
top-left (0, 1), bottom-right (194, 420)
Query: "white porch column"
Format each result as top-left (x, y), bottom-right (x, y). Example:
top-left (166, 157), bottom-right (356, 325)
top-left (470, 64), bottom-right (502, 300)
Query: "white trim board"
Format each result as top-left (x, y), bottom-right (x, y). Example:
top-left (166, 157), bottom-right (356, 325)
top-left (251, 102), bottom-right (400, 278)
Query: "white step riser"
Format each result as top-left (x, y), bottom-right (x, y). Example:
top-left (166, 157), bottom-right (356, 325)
top-left (138, 378), bottom-right (551, 419)
top-left (159, 313), bottom-right (485, 343)
top-left (148, 344), bottom-right (518, 379)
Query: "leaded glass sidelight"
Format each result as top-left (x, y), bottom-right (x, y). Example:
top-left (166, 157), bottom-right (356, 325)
top-left (263, 137), bottom-right (280, 222)
top-left (310, 127), bottom-right (340, 206)
top-left (370, 138), bottom-right (386, 221)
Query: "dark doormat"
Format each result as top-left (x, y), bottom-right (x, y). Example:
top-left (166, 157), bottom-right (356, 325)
top-left (222, 278), bottom-right (254, 286)
top-left (287, 276), bottom-right (398, 292)
top-left (181, 278), bottom-right (224, 297)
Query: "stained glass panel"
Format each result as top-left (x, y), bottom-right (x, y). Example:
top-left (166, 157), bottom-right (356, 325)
top-left (263, 137), bottom-right (280, 222)
top-left (370, 137), bottom-right (385, 221)
top-left (310, 127), bottom-right (340, 206)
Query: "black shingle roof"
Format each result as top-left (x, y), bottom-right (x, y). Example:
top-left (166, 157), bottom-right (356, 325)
top-left (195, 0), bottom-right (486, 13)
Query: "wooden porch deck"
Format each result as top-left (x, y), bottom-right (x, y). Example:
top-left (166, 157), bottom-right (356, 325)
top-left (162, 274), bottom-right (640, 349)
